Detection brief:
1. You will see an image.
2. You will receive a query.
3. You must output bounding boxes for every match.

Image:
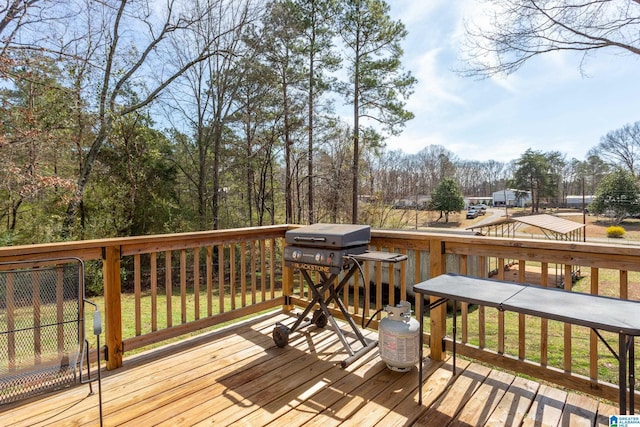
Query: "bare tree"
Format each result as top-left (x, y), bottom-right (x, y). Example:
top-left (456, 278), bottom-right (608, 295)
top-left (318, 124), bottom-right (352, 223)
top-left (589, 121), bottom-right (640, 177)
top-left (483, 160), bottom-right (507, 195)
top-left (162, 0), bottom-right (256, 230)
top-left (294, 0), bottom-right (339, 224)
top-left (415, 145), bottom-right (457, 193)
top-left (462, 0), bottom-right (640, 77)
top-left (58, 0), bottom-right (253, 236)
top-left (578, 154), bottom-right (610, 194)
top-left (249, 0), bottom-right (307, 224)
top-left (0, 0), bottom-right (47, 57)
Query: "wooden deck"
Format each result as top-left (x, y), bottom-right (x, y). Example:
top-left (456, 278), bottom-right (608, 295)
top-left (0, 311), bottom-right (620, 426)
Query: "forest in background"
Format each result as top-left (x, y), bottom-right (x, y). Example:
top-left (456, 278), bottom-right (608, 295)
top-left (1, 0), bottom-right (638, 246)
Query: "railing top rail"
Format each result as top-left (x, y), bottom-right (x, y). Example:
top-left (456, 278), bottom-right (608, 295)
top-left (0, 224), bottom-right (636, 263)
top-left (0, 225), bottom-right (292, 262)
top-left (371, 228), bottom-right (637, 256)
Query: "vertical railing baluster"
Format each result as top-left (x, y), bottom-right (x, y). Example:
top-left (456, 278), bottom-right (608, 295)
top-left (270, 238), bottom-right (276, 300)
top-left (497, 257), bottom-right (505, 355)
top-left (414, 250), bottom-right (421, 320)
top-left (540, 262), bottom-right (549, 366)
top-left (260, 240), bottom-right (266, 302)
top-left (620, 270), bottom-right (629, 300)
top-left (218, 244), bottom-right (225, 314)
top-left (518, 259), bottom-right (526, 359)
top-left (194, 247), bottom-right (200, 321)
top-left (151, 253), bottom-right (157, 332)
top-left (134, 254), bottom-right (141, 336)
top-left (353, 258), bottom-right (360, 316)
top-left (165, 250), bottom-right (172, 328)
top-left (230, 244), bottom-right (236, 310)
top-left (375, 260), bottom-right (382, 320)
top-left (399, 248), bottom-right (407, 301)
top-left (250, 240), bottom-right (256, 305)
top-left (564, 264), bottom-right (572, 372)
top-left (590, 267), bottom-right (600, 383)
top-left (364, 259), bottom-right (371, 318)
top-left (388, 247), bottom-right (395, 307)
top-left (206, 246), bottom-right (213, 317)
top-left (461, 254), bottom-right (469, 344)
top-left (180, 249), bottom-right (187, 324)
top-left (240, 242), bottom-right (247, 308)
top-left (478, 256), bottom-right (487, 350)
top-left (343, 266), bottom-right (349, 310)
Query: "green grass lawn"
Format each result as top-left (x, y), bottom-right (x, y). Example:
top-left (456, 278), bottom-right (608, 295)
top-left (440, 266), bottom-right (640, 388)
top-left (6, 261), bottom-right (636, 391)
top-left (83, 287), bottom-right (285, 356)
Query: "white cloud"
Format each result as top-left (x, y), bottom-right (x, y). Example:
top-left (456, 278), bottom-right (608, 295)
top-left (384, 2), bottom-right (640, 164)
top-left (408, 49), bottom-right (466, 113)
top-left (388, 0), bottom-right (446, 26)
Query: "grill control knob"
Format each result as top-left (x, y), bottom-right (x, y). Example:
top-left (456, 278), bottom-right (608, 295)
top-left (315, 253), bottom-right (324, 263)
top-left (292, 250), bottom-right (303, 260)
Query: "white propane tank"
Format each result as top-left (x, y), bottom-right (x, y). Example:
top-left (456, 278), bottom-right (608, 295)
top-left (379, 300), bottom-right (420, 372)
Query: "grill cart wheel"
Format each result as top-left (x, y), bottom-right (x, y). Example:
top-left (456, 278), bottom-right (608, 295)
top-left (312, 309), bottom-right (328, 328)
top-left (273, 324), bottom-right (290, 348)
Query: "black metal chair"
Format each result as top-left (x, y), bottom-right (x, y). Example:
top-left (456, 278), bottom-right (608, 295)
top-left (0, 258), bottom-right (103, 422)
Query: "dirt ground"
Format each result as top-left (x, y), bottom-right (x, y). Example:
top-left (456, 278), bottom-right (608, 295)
top-left (390, 207), bottom-right (640, 296)
top-left (393, 207), bottom-right (640, 241)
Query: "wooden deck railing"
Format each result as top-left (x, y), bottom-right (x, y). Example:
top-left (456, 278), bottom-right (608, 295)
top-left (0, 226), bottom-right (289, 370)
top-left (1, 225), bottom-right (638, 406)
top-left (288, 230), bottom-right (640, 405)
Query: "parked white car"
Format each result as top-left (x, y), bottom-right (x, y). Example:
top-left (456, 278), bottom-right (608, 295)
top-left (469, 204), bottom-right (486, 215)
top-left (466, 209), bottom-right (479, 219)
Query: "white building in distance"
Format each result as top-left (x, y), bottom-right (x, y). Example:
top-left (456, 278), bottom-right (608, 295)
top-left (492, 189), bottom-right (532, 208)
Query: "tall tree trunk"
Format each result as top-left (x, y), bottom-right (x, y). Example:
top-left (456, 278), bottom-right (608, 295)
top-left (307, 13), bottom-right (315, 225)
top-left (283, 78), bottom-right (293, 224)
top-left (10, 199), bottom-right (21, 231)
top-left (212, 122), bottom-right (221, 230)
top-left (246, 134), bottom-right (254, 227)
top-left (308, 61), bottom-right (314, 224)
top-left (62, 130), bottom-right (108, 236)
top-left (269, 159), bottom-right (275, 225)
top-left (352, 43), bottom-right (360, 224)
top-left (198, 127), bottom-right (208, 230)
top-left (296, 165), bottom-right (302, 223)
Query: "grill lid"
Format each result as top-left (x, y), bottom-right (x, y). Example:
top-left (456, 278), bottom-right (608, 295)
top-left (285, 224), bottom-right (371, 249)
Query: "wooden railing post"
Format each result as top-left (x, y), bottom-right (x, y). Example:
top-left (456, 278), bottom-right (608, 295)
top-left (103, 245), bottom-right (123, 369)
top-left (429, 238), bottom-right (447, 362)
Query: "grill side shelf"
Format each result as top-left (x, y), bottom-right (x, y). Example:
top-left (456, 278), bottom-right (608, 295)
top-left (350, 251), bottom-right (408, 263)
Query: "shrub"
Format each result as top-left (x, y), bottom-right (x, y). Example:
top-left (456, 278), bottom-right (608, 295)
top-left (606, 225), bottom-right (625, 238)
top-left (84, 260), bottom-right (104, 296)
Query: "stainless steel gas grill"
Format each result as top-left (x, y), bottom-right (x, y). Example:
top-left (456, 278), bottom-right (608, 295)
top-left (274, 224), bottom-right (407, 367)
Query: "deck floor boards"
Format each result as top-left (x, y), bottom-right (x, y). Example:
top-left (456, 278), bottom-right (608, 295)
top-left (0, 310), bottom-right (622, 426)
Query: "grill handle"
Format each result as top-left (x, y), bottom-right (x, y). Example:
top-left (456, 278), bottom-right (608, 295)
top-left (294, 237), bottom-right (326, 242)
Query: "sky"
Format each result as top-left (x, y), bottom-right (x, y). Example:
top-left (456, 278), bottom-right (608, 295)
top-left (384, 1), bottom-right (640, 163)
